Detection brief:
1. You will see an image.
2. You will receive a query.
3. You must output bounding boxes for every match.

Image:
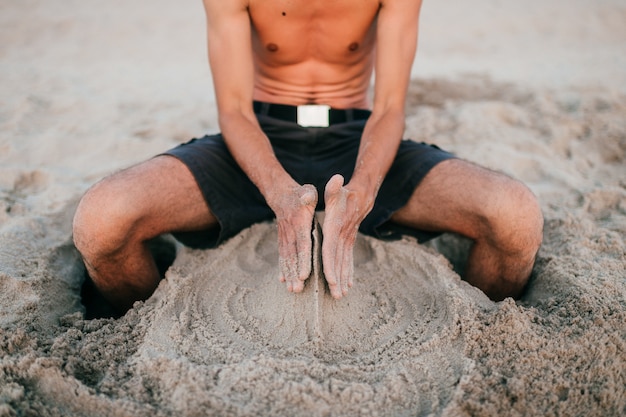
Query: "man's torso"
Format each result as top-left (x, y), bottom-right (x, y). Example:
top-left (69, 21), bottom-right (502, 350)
top-left (248, 0), bottom-right (381, 109)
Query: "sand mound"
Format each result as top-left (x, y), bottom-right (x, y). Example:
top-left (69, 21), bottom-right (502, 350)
top-left (144, 220), bottom-right (480, 359)
top-left (124, 221), bottom-right (484, 416)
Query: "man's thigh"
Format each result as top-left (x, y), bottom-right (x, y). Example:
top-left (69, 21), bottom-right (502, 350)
top-left (390, 158), bottom-right (523, 239)
top-left (73, 154), bottom-right (218, 257)
top-left (109, 155), bottom-right (217, 236)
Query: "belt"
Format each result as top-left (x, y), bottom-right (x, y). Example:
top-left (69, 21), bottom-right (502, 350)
top-left (253, 101), bottom-right (371, 127)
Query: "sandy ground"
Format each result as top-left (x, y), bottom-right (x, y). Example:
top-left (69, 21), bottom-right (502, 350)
top-left (1, 0), bottom-right (625, 416)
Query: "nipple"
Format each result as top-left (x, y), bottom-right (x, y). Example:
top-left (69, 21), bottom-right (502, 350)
top-left (267, 43), bottom-right (279, 52)
top-left (348, 42), bottom-right (359, 52)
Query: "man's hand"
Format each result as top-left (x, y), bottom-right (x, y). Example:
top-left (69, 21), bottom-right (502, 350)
top-left (268, 183), bottom-right (318, 293)
top-left (322, 174), bottom-right (372, 299)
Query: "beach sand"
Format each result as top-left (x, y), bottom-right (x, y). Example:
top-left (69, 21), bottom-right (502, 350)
top-left (1, 0), bottom-right (625, 416)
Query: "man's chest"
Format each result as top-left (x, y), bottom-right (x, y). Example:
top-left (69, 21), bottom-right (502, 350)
top-left (248, 0), bottom-right (380, 63)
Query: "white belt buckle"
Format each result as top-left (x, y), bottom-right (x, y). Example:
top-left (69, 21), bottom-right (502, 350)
top-left (297, 104), bottom-right (330, 127)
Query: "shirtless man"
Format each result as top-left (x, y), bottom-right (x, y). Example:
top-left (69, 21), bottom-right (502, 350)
top-left (72, 0), bottom-right (544, 314)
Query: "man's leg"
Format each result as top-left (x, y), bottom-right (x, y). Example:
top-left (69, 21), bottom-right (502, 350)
top-left (73, 156), bottom-right (217, 313)
top-left (391, 159), bottom-right (544, 300)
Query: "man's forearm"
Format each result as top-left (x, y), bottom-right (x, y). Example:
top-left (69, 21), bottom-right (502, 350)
top-left (347, 107), bottom-right (405, 208)
top-left (218, 109), bottom-right (295, 201)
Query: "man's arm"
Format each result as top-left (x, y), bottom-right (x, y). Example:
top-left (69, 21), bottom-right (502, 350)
top-left (322, 0), bottom-right (423, 298)
top-left (202, 0), bottom-right (317, 292)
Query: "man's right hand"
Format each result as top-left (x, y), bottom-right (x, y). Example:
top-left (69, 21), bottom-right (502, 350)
top-left (267, 183), bottom-right (318, 293)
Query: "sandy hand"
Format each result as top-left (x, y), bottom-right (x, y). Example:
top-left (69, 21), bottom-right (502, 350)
top-left (273, 184), bottom-right (318, 293)
top-left (322, 174), bottom-right (369, 299)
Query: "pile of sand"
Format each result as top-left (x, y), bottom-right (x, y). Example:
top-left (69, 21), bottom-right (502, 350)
top-left (1, 1), bottom-right (625, 416)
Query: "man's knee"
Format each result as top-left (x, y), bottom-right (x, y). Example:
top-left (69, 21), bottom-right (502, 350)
top-left (73, 177), bottom-right (140, 260)
top-left (483, 178), bottom-right (543, 257)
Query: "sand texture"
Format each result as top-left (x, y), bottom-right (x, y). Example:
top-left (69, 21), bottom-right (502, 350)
top-left (1, 0), bottom-right (625, 416)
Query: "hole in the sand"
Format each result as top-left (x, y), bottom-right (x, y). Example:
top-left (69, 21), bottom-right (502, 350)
top-left (80, 272), bottom-right (121, 320)
top-left (147, 234), bottom-right (178, 278)
top-left (424, 233), bottom-right (472, 276)
top-left (79, 235), bottom-right (177, 320)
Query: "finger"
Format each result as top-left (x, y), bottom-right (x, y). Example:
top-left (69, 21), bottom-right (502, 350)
top-left (334, 244), bottom-right (345, 299)
top-left (322, 232), bottom-right (341, 298)
top-left (300, 184), bottom-right (318, 207)
top-left (341, 238), bottom-right (354, 296)
top-left (293, 184), bottom-right (317, 292)
top-left (279, 256), bottom-right (298, 292)
top-left (348, 253), bottom-right (354, 289)
top-left (324, 174), bottom-right (345, 207)
top-left (277, 225), bottom-right (298, 290)
top-left (277, 224), bottom-right (287, 283)
top-left (323, 237), bottom-right (344, 297)
top-left (293, 229), bottom-right (312, 293)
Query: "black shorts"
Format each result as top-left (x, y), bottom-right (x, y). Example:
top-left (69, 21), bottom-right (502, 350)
top-left (163, 103), bottom-right (455, 248)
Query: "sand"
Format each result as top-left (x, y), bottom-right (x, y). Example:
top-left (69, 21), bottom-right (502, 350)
top-left (1, 0), bottom-right (625, 416)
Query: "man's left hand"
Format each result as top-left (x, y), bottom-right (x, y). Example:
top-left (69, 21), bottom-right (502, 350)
top-left (321, 174), bottom-right (372, 299)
